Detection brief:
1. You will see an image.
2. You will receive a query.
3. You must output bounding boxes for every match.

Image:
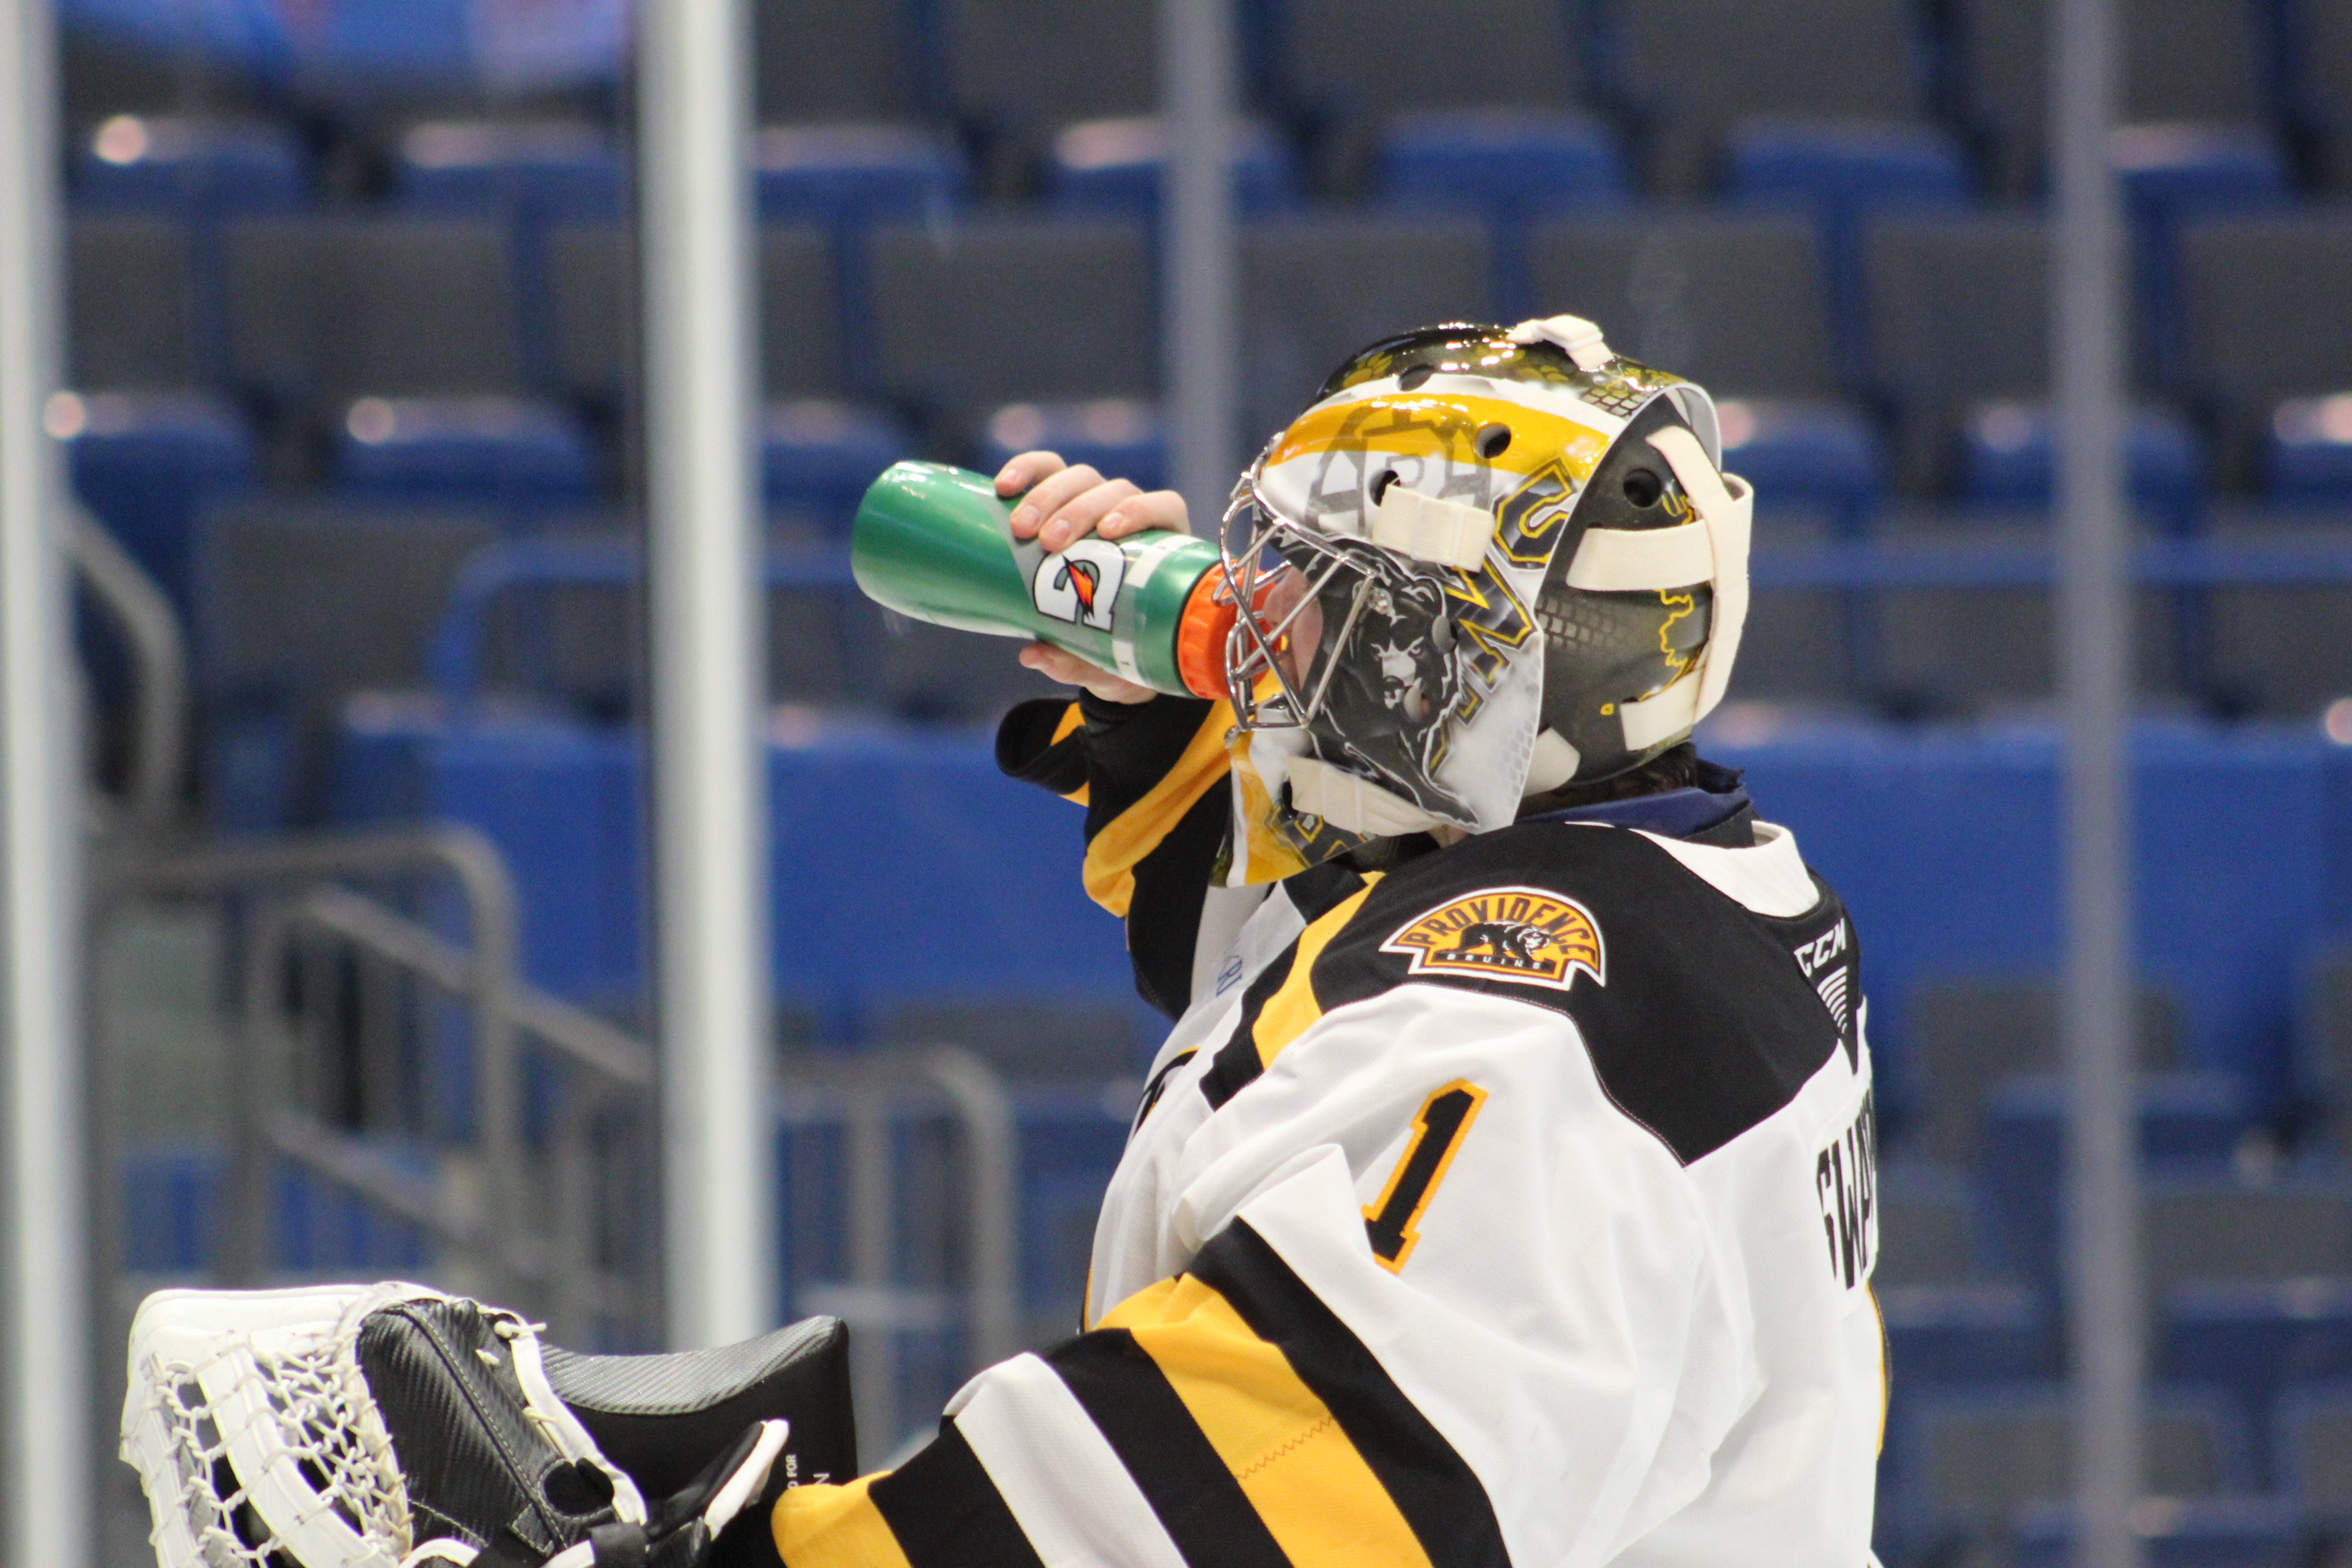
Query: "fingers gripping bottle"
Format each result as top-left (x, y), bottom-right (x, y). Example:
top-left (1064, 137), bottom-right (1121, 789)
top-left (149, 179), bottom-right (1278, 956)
top-left (851, 461), bottom-right (1238, 699)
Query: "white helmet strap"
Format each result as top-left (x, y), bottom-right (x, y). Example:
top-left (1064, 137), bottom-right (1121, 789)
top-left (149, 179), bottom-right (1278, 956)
top-left (1607, 425), bottom-right (1752, 753)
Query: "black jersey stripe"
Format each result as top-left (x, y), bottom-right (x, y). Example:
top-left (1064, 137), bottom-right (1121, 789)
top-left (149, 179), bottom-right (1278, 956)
top-left (1190, 1222), bottom-right (1509, 1568)
top-left (1134, 1049), bottom-right (1200, 1132)
top-left (1200, 935), bottom-right (1297, 1109)
top-left (1200, 868), bottom-right (1380, 1112)
top-left (1047, 1331), bottom-right (1294, 1568)
top-left (866, 1419), bottom-right (1046, 1568)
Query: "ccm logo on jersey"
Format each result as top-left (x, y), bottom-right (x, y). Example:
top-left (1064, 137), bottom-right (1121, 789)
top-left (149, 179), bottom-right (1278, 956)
top-left (1382, 886), bottom-right (1606, 991)
top-left (1814, 1094), bottom-right (1878, 1290)
top-left (1032, 538), bottom-right (1125, 631)
top-left (1793, 918), bottom-right (1853, 1031)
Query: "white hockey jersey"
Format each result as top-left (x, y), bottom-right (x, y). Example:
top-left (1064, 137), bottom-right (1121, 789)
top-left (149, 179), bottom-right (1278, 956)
top-left (771, 697), bottom-right (1883, 1568)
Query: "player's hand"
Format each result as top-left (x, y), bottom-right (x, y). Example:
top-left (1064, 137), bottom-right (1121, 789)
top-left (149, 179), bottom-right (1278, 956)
top-left (1019, 640), bottom-right (1156, 705)
top-left (996, 450), bottom-right (1179, 706)
top-left (995, 450), bottom-right (1189, 551)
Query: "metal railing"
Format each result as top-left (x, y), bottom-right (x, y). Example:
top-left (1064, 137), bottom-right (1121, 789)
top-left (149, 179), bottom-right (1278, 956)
top-left (92, 826), bottom-right (662, 1347)
top-left (92, 822), bottom-right (1039, 1395)
top-left (72, 503), bottom-right (188, 834)
top-left (776, 1046), bottom-right (1020, 1460)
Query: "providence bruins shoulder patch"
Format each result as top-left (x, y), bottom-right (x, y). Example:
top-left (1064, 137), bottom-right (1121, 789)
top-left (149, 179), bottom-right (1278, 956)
top-left (1379, 885), bottom-right (1605, 992)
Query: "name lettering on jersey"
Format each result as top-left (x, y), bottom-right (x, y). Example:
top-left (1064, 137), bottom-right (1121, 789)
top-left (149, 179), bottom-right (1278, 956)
top-left (1813, 1091), bottom-right (1878, 1290)
top-left (1381, 885), bottom-right (1605, 991)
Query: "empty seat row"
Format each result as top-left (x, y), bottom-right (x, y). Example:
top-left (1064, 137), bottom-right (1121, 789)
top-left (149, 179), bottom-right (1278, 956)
top-left (64, 207), bottom-right (2352, 488)
top-left (1877, 1380), bottom-right (2352, 1565)
top-left (604, 0), bottom-right (2352, 200)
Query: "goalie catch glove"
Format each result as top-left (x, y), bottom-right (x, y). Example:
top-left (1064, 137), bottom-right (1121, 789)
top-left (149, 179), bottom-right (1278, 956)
top-left (122, 1284), bottom-right (785, 1568)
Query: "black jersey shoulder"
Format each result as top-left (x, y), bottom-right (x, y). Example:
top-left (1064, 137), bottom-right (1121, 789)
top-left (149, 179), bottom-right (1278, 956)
top-left (1307, 820), bottom-right (1858, 1164)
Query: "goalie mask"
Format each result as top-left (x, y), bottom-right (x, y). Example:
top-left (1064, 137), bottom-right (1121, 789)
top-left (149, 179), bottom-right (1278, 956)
top-left (1216, 315), bottom-right (1754, 886)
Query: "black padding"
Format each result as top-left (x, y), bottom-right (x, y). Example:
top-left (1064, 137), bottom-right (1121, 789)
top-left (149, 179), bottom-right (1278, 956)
top-left (356, 1298), bottom-right (622, 1559)
top-left (543, 1317), bottom-right (857, 1525)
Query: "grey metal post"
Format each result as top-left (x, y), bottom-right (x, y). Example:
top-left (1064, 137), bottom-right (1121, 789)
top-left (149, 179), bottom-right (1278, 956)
top-left (1161, 0), bottom-right (1240, 522)
top-left (0, 0), bottom-right (92, 1559)
top-left (2053, 0), bottom-right (2142, 1564)
top-left (923, 1048), bottom-right (1019, 1370)
top-left (638, 0), bottom-right (777, 1349)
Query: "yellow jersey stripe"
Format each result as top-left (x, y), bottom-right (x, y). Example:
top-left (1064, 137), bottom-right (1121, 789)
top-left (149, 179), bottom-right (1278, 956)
top-left (1103, 1274), bottom-right (1436, 1568)
top-left (1081, 700), bottom-right (1234, 918)
top-left (771, 1475), bottom-right (912, 1568)
top-left (1049, 702), bottom-right (1089, 805)
top-left (1250, 877), bottom-right (1379, 1068)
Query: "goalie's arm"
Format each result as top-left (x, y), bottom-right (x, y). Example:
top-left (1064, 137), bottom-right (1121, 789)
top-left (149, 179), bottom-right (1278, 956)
top-left (765, 988), bottom-right (1754, 1568)
top-left (998, 691), bottom-right (1233, 1020)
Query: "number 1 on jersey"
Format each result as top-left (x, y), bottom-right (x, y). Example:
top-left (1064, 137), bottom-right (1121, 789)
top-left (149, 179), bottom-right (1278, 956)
top-left (1364, 1080), bottom-right (1489, 1271)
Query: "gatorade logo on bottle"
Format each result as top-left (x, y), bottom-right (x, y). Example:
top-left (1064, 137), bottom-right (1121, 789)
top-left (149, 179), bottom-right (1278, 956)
top-left (1032, 539), bottom-right (1127, 632)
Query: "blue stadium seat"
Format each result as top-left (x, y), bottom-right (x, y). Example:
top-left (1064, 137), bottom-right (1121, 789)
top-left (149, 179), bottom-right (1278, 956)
top-left (1375, 109), bottom-right (1624, 220)
top-left (2278, 1379), bottom-right (2352, 1524)
top-left (121, 1147), bottom-right (430, 1274)
top-left (762, 400), bottom-right (916, 531)
top-left (1876, 1161), bottom-right (1994, 1286)
top-left (1609, 0), bottom-right (1936, 196)
top-left (1955, 0), bottom-right (2277, 198)
top-left (754, 124), bottom-right (965, 230)
top-left (329, 395), bottom-right (597, 514)
top-left (389, 121), bottom-right (625, 391)
top-left (2181, 213), bottom-right (2352, 490)
top-left (2114, 125), bottom-right (2292, 390)
top-left (868, 215), bottom-right (1159, 426)
top-left (2304, 943), bottom-right (2352, 1160)
top-left (73, 114), bottom-right (306, 217)
top-left (1978, 1072), bottom-right (2254, 1293)
top-left (974, 400), bottom-right (1165, 493)
top-left (1243, 213), bottom-right (1491, 440)
top-left (2299, 0), bottom-right (2352, 196)
top-left (120, 1146), bottom-right (216, 1273)
top-left (1045, 117), bottom-right (1299, 220)
top-left (1706, 723), bottom-right (2346, 1121)
top-left (1957, 400), bottom-right (2205, 533)
top-left (390, 121), bottom-right (623, 224)
top-left (1725, 118), bottom-right (1972, 380)
top-left (2166, 1279), bottom-right (2352, 1477)
top-left (1877, 1282), bottom-right (2054, 1383)
top-left (2011, 1498), bottom-right (2305, 1568)
top-left (1277, 0), bottom-right (1596, 137)
top-left (336, 715), bottom-right (1132, 1026)
top-left (1372, 110), bottom-right (1625, 316)
top-left (1713, 398), bottom-right (1882, 536)
top-left (52, 390), bottom-right (255, 619)
top-left (1892, 1382), bottom-right (2254, 1561)
top-left (2265, 397), bottom-right (2352, 507)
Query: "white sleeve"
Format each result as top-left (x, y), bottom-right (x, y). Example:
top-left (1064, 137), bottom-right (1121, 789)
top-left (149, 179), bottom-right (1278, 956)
top-left (768, 984), bottom-right (1765, 1568)
top-left (1159, 983), bottom-right (1764, 1568)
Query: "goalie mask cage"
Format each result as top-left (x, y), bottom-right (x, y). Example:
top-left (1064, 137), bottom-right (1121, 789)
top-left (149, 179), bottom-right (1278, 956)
top-left (122, 1283), bottom-right (646, 1568)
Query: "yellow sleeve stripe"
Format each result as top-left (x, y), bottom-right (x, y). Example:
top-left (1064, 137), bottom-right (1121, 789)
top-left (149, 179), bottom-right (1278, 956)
top-left (1080, 700), bottom-right (1235, 918)
top-left (1049, 702), bottom-right (1090, 806)
top-left (1102, 1275), bottom-right (1436, 1568)
top-left (770, 1476), bottom-right (912, 1568)
top-left (1250, 877), bottom-right (1379, 1069)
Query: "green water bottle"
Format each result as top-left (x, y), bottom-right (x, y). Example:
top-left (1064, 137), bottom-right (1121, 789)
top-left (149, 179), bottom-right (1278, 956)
top-left (851, 461), bottom-right (1238, 699)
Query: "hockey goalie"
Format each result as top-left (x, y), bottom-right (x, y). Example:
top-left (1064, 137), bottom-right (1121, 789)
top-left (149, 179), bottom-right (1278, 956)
top-left (123, 317), bottom-right (1882, 1568)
